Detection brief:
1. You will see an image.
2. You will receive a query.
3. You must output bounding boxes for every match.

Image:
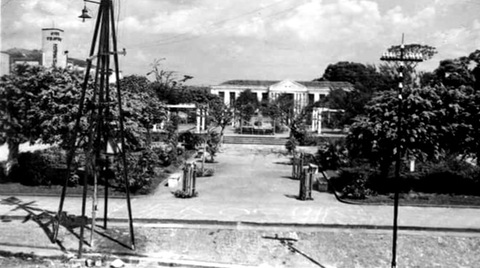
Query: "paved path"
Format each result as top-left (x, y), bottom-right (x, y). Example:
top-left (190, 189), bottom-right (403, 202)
top-left (1, 144), bottom-right (479, 231)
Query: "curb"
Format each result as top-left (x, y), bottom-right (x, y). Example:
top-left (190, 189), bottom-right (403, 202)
top-left (0, 245), bottom-right (257, 268)
top-left (2, 215), bottom-right (480, 235)
top-left (326, 176), bottom-right (480, 209)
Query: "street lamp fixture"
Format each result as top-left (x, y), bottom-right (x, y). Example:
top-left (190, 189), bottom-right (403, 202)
top-left (78, 3), bottom-right (92, 22)
top-left (380, 34), bottom-right (423, 268)
top-left (78, 1), bottom-right (101, 22)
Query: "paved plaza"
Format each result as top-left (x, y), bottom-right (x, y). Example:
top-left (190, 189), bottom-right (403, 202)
top-left (1, 144), bottom-right (480, 229)
top-left (1, 144), bottom-right (480, 266)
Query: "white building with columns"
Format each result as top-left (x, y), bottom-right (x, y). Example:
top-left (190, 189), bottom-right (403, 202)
top-left (210, 79), bottom-right (353, 111)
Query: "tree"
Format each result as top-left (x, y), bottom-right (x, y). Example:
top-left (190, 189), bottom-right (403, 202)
top-left (119, 75), bottom-right (167, 148)
top-left (347, 85), bottom-right (478, 175)
top-left (0, 64), bottom-right (85, 173)
top-left (315, 62), bottom-right (396, 125)
top-left (234, 89), bottom-right (259, 127)
top-left (432, 50), bottom-right (480, 90)
top-left (317, 62), bottom-right (395, 95)
top-left (208, 97), bottom-right (233, 139)
top-left (148, 59), bottom-right (194, 105)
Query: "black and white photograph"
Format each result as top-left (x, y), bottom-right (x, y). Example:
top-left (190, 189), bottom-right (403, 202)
top-left (1, 0), bottom-right (480, 267)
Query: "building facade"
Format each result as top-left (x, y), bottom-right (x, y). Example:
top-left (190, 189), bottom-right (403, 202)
top-left (1, 28), bottom-right (91, 76)
top-left (210, 79), bottom-right (353, 110)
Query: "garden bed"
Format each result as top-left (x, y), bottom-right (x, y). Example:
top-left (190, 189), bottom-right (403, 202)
top-left (340, 192), bottom-right (480, 207)
top-left (0, 171), bottom-right (171, 197)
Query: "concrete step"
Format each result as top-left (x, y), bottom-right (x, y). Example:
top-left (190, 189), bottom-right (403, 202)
top-left (223, 135), bottom-right (287, 145)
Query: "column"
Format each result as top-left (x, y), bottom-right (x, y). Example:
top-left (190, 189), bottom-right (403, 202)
top-left (318, 108), bottom-right (323, 134)
top-left (314, 93), bottom-right (320, 103)
top-left (201, 107), bottom-right (206, 132)
top-left (225, 90), bottom-right (231, 106)
top-left (196, 108), bottom-right (201, 133)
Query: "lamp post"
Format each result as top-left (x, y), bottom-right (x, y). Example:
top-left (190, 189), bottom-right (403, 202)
top-left (380, 34), bottom-right (423, 268)
top-left (54, 0), bottom-right (135, 258)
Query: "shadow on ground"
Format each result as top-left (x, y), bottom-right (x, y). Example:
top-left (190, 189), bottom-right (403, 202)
top-left (0, 196), bottom-right (132, 253)
top-left (263, 234), bottom-right (329, 268)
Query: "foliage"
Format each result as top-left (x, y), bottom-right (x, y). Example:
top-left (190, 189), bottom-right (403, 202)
top-left (332, 156), bottom-right (480, 198)
top-left (289, 104), bottom-right (316, 145)
top-left (205, 131), bottom-right (221, 162)
top-left (316, 61), bottom-right (397, 126)
top-left (285, 137), bottom-right (298, 155)
top-left (172, 189), bottom-right (198, 198)
top-left (318, 61), bottom-right (395, 95)
top-left (179, 131), bottom-right (203, 150)
top-left (148, 59), bottom-right (216, 105)
top-left (117, 75), bottom-right (167, 150)
top-left (208, 98), bottom-right (233, 137)
top-left (411, 157), bottom-right (480, 195)
top-left (332, 165), bottom-right (378, 199)
top-left (347, 85), bottom-right (480, 173)
top-left (234, 89), bottom-right (259, 123)
top-left (7, 147), bottom-right (79, 186)
top-left (113, 149), bottom-right (160, 194)
top-left (0, 64), bottom-right (86, 172)
top-left (152, 144), bottom-right (179, 167)
top-left (314, 139), bottom-right (349, 170)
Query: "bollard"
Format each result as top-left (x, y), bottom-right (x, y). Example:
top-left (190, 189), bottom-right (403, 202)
top-left (299, 164), bottom-right (316, 201)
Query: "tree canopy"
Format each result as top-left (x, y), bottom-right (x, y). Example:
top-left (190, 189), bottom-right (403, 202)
top-left (0, 64), bottom-right (85, 147)
top-left (234, 89), bottom-right (259, 123)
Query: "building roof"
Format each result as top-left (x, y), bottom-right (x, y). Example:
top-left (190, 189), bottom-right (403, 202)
top-left (219, 79), bottom-right (353, 89)
top-left (4, 48), bottom-right (42, 61)
top-left (4, 48), bottom-right (89, 68)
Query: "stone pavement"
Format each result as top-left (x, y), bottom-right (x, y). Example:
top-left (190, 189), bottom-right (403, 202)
top-left (0, 144), bottom-right (480, 266)
top-left (1, 144), bottom-right (480, 230)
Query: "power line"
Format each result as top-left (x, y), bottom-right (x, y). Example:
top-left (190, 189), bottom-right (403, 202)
top-left (125, 0), bottom-right (299, 49)
top-left (129, 0), bottom-right (306, 49)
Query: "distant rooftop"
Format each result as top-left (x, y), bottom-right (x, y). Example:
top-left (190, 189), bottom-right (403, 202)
top-left (219, 79), bottom-right (353, 88)
top-left (3, 48), bottom-right (88, 67)
top-left (3, 48), bottom-right (42, 61)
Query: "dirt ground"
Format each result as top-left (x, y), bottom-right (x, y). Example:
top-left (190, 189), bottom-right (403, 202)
top-left (2, 144), bottom-right (480, 267)
top-left (1, 226), bottom-right (480, 268)
top-left (122, 227), bottom-right (480, 268)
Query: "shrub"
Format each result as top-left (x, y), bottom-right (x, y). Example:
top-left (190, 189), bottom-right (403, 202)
top-left (179, 131), bottom-right (203, 150)
top-left (285, 137), bottom-right (298, 155)
top-left (332, 156), bottom-right (480, 198)
top-left (332, 165), bottom-right (377, 199)
top-left (410, 157), bottom-right (480, 195)
top-left (172, 189), bottom-right (198, 198)
top-left (315, 140), bottom-right (348, 170)
top-left (8, 147), bottom-right (79, 186)
top-left (113, 149), bottom-right (160, 194)
top-left (152, 144), bottom-right (178, 167)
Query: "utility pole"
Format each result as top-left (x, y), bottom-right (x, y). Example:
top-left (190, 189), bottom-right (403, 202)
top-left (380, 34), bottom-right (423, 268)
top-left (54, 0), bottom-right (135, 258)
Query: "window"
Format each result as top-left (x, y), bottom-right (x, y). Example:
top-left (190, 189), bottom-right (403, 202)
top-left (308, 94), bottom-right (315, 105)
top-left (229, 92), bottom-right (236, 106)
top-left (262, 92), bottom-right (269, 101)
top-left (219, 91), bottom-right (225, 103)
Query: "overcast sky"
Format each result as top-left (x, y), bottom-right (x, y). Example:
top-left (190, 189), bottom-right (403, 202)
top-left (1, 0), bottom-right (480, 85)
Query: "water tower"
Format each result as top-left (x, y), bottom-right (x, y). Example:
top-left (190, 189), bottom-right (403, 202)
top-left (42, 28), bottom-right (67, 68)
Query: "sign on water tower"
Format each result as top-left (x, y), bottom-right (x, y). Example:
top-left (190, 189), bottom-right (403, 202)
top-left (42, 28), bottom-right (66, 68)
